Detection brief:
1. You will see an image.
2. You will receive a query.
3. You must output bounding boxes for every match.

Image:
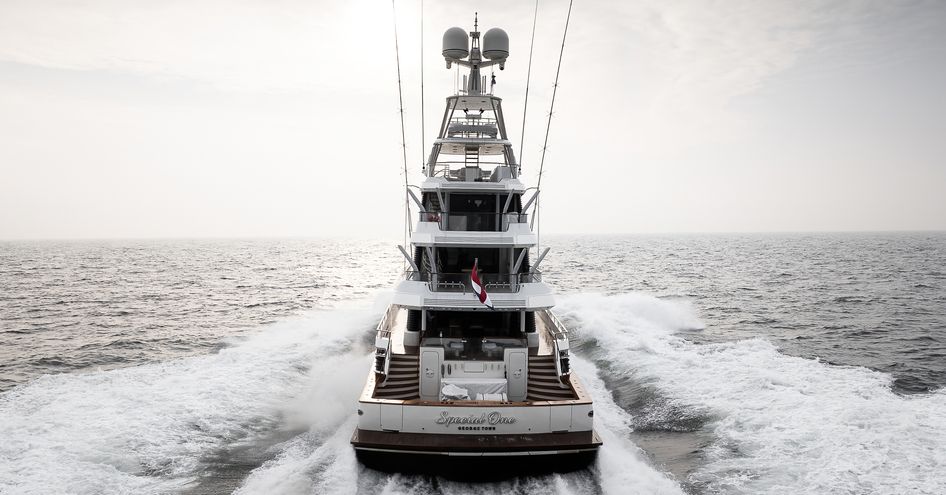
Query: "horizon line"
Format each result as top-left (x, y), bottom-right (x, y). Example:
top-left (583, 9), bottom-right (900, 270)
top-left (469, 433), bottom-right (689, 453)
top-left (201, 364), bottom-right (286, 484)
top-left (2, 229), bottom-right (945, 243)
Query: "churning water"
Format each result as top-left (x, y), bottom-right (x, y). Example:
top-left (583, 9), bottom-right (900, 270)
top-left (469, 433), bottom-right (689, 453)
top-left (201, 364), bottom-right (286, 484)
top-left (1, 234), bottom-right (945, 494)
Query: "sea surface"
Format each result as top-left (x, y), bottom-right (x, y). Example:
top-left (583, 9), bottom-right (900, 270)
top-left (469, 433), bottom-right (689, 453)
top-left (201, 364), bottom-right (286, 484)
top-left (1, 233), bottom-right (945, 494)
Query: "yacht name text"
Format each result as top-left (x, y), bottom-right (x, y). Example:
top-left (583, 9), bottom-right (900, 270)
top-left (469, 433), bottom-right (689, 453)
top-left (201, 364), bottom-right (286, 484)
top-left (436, 411), bottom-right (517, 428)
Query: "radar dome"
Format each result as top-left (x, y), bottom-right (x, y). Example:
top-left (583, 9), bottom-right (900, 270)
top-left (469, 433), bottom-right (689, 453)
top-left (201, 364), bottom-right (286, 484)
top-left (442, 27), bottom-right (469, 60)
top-left (482, 28), bottom-right (509, 60)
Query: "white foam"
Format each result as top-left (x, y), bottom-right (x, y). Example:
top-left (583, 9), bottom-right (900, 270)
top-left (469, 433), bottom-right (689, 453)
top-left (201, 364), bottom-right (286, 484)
top-left (18, 288), bottom-right (932, 494)
top-left (572, 355), bottom-right (686, 495)
top-left (557, 292), bottom-right (946, 494)
top-left (0, 304), bottom-right (380, 494)
top-left (235, 340), bottom-right (684, 495)
top-left (235, 416), bottom-right (362, 495)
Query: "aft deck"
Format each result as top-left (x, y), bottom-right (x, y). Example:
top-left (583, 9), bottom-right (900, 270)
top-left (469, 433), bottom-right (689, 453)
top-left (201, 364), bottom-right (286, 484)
top-left (369, 306), bottom-right (584, 403)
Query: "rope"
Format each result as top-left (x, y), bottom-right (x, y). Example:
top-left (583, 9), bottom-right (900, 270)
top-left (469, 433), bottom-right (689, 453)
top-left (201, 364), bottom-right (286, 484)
top-left (536, 0), bottom-right (574, 249)
top-left (518, 0), bottom-right (539, 174)
top-left (391, 0), bottom-right (411, 262)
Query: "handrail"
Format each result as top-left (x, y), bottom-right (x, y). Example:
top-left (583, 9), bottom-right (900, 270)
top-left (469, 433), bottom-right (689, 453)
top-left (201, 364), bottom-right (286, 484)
top-left (437, 281), bottom-right (468, 293)
top-left (430, 164), bottom-right (512, 180)
top-left (417, 210), bottom-right (528, 232)
top-left (450, 116), bottom-right (497, 123)
top-left (374, 306), bottom-right (397, 378)
top-left (419, 210), bottom-right (526, 217)
top-left (405, 270), bottom-right (542, 293)
top-left (545, 311), bottom-right (569, 339)
top-left (448, 118), bottom-right (498, 126)
top-left (542, 311), bottom-right (571, 377)
top-left (377, 305), bottom-right (394, 339)
top-left (431, 160), bottom-right (507, 165)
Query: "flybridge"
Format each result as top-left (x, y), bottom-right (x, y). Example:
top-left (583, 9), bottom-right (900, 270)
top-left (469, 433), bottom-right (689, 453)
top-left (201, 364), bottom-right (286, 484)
top-left (426, 17), bottom-right (518, 181)
top-left (396, 17), bottom-right (549, 315)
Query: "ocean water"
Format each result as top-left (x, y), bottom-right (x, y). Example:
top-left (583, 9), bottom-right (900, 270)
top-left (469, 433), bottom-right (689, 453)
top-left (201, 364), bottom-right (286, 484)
top-left (1, 233), bottom-right (944, 494)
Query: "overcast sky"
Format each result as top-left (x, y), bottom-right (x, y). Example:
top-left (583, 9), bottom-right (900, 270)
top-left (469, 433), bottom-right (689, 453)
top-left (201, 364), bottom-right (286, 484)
top-left (1, 0), bottom-right (944, 240)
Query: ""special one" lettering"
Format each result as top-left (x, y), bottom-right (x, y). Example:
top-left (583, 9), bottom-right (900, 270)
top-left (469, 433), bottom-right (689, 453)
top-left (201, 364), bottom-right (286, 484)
top-left (435, 411), bottom-right (517, 428)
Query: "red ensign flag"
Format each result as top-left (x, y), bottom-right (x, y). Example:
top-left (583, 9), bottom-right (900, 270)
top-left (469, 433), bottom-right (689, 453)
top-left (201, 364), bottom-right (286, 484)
top-left (471, 260), bottom-right (494, 309)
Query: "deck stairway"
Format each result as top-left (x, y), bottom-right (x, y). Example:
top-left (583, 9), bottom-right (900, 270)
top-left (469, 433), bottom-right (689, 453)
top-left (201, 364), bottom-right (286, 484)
top-left (527, 354), bottom-right (576, 401)
top-left (413, 246), bottom-right (441, 277)
top-left (427, 193), bottom-right (441, 212)
top-left (374, 353), bottom-right (419, 400)
top-left (464, 147), bottom-right (479, 167)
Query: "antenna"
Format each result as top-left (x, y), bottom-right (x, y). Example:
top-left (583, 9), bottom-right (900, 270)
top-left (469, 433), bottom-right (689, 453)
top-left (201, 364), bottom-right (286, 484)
top-left (441, 19), bottom-right (509, 95)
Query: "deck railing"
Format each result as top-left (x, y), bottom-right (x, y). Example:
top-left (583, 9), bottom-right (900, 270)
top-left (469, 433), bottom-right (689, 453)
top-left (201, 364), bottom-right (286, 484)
top-left (405, 270), bottom-right (541, 293)
top-left (417, 211), bottom-right (528, 232)
top-left (541, 311), bottom-right (572, 377)
top-left (373, 305), bottom-right (398, 378)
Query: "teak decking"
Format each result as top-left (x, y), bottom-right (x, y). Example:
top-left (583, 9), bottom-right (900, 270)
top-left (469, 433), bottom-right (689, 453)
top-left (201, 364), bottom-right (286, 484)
top-left (371, 307), bottom-right (580, 403)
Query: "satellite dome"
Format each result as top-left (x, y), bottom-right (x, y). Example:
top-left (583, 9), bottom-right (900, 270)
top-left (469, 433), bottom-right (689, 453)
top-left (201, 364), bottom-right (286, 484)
top-left (442, 27), bottom-right (469, 60)
top-left (482, 28), bottom-right (509, 60)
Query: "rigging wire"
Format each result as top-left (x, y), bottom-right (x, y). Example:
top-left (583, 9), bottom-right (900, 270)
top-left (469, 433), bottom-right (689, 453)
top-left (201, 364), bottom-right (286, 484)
top-left (420, 0), bottom-right (426, 173)
top-left (535, 0), bottom-right (573, 251)
top-left (391, 0), bottom-right (411, 265)
top-left (518, 0), bottom-right (539, 174)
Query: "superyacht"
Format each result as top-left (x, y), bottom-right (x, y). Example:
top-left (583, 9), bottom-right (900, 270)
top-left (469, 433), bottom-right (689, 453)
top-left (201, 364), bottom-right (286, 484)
top-left (351, 17), bottom-right (600, 471)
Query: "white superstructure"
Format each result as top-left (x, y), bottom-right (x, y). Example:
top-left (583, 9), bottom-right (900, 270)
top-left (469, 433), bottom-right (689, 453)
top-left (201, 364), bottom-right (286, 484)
top-left (352, 17), bottom-right (600, 467)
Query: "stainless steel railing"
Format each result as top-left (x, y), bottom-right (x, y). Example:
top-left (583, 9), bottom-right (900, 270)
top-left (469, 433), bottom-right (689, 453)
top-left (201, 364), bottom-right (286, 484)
top-left (417, 211), bottom-right (528, 232)
top-left (405, 270), bottom-right (542, 293)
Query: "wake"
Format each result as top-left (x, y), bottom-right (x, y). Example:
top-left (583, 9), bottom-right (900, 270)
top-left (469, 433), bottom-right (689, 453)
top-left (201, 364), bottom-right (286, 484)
top-left (0, 303), bottom-right (379, 494)
top-left (9, 291), bottom-right (929, 494)
top-left (0, 295), bottom-right (684, 495)
top-left (556, 293), bottom-right (946, 494)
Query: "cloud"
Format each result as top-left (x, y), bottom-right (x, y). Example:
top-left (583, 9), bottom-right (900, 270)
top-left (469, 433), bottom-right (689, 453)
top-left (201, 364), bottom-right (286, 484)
top-left (0, 0), bottom-right (390, 92)
top-left (590, 0), bottom-right (911, 152)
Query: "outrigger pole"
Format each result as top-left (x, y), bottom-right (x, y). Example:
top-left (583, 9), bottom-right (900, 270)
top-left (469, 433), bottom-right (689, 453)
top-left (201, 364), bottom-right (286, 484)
top-left (536, 0), bottom-right (574, 251)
